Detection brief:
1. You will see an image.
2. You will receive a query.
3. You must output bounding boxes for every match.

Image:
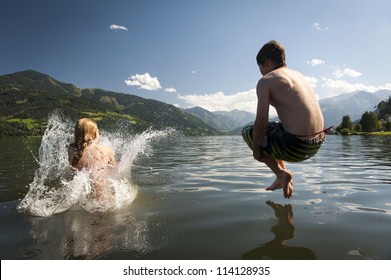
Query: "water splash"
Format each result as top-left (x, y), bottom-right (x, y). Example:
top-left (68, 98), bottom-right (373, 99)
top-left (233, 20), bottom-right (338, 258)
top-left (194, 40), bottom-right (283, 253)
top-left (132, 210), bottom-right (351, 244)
top-left (17, 114), bottom-right (176, 217)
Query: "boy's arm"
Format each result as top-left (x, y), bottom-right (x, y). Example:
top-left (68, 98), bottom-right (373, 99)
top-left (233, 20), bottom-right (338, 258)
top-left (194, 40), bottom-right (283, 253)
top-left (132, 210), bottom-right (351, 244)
top-left (253, 78), bottom-right (270, 162)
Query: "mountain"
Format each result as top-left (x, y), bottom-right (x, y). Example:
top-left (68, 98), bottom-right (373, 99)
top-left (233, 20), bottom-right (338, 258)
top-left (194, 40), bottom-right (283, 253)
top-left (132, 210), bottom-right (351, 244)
top-left (0, 70), bottom-right (82, 95)
top-left (377, 96), bottom-right (391, 121)
top-left (214, 109), bottom-right (255, 130)
top-left (185, 107), bottom-right (231, 132)
top-left (3, 70), bottom-right (389, 137)
top-left (185, 107), bottom-right (255, 132)
top-left (192, 89), bottom-right (391, 133)
top-left (0, 70), bottom-right (218, 136)
top-left (320, 90), bottom-right (391, 127)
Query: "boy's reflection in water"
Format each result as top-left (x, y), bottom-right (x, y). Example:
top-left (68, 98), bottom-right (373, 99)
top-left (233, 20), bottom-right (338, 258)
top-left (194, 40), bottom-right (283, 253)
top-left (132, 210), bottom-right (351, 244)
top-left (243, 200), bottom-right (316, 260)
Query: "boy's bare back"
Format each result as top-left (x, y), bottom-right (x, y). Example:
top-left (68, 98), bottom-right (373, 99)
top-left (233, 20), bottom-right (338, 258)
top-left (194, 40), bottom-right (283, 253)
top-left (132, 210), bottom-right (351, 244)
top-left (260, 67), bottom-right (324, 138)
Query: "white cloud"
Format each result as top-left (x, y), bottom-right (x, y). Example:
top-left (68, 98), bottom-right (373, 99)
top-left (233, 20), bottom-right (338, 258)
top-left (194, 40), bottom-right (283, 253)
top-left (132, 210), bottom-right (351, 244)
top-left (322, 79), bottom-right (391, 93)
top-left (164, 87), bottom-right (177, 93)
top-left (109, 24), bottom-right (128, 31)
top-left (307, 59), bottom-right (325, 67)
top-left (305, 76), bottom-right (318, 89)
top-left (333, 68), bottom-right (362, 78)
top-left (179, 89), bottom-right (257, 114)
top-left (178, 89), bottom-right (279, 116)
top-left (313, 23), bottom-right (321, 31)
top-left (124, 73), bottom-right (162, 90)
top-left (313, 22), bottom-right (329, 31)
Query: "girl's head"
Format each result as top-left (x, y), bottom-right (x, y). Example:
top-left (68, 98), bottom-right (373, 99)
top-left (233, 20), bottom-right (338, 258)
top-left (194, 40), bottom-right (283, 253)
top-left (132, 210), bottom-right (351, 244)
top-left (70, 118), bottom-right (99, 167)
top-left (73, 118), bottom-right (99, 146)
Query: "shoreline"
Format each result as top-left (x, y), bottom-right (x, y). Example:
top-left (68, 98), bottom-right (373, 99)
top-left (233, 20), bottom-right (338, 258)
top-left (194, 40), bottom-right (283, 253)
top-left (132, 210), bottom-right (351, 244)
top-left (351, 131), bottom-right (391, 136)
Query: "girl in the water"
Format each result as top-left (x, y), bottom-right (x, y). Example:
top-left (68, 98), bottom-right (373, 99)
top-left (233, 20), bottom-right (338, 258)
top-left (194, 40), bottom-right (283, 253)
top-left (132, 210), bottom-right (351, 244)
top-left (68, 118), bottom-right (116, 200)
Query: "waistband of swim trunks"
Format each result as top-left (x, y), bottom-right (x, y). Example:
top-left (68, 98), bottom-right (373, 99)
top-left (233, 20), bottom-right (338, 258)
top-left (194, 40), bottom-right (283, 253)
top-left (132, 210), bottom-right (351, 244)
top-left (299, 133), bottom-right (325, 145)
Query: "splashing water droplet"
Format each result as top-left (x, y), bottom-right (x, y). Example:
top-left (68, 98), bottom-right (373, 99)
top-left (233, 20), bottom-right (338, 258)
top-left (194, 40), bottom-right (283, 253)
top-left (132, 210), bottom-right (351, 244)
top-left (17, 114), bottom-right (176, 217)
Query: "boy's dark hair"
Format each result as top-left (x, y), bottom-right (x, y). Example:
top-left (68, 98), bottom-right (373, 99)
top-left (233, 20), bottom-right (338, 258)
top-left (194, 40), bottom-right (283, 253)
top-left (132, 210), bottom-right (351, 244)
top-left (256, 40), bottom-right (286, 67)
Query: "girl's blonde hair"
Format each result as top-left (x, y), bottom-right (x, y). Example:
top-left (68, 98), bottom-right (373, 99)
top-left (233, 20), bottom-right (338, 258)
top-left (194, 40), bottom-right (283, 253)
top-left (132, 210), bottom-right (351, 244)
top-left (69, 118), bottom-right (98, 167)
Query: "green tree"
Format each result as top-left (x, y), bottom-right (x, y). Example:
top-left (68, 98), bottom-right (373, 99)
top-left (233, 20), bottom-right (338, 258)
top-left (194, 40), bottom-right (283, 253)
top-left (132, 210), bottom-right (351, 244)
top-left (341, 115), bottom-right (353, 130)
top-left (339, 128), bottom-right (351, 136)
top-left (360, 111), bottom-right (380, 132)
top-left (355, 123), bottom-right (362, 132)
top-left (377, 97), bottom-right (391, 120)
top-left (337, 115), bottom-right (353, 134)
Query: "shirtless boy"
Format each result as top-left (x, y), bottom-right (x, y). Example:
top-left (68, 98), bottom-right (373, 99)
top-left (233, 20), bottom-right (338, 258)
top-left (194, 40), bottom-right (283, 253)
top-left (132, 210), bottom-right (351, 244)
top-left (68, 118), bottom-right (116, 200)
top-left (242, 40), bottom-right (326, 199)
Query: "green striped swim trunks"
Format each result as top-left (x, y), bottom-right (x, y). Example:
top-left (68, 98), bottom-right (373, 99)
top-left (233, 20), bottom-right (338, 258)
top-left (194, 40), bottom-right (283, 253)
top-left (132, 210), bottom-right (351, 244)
top-left (242, 122), bottom-right (323, 162)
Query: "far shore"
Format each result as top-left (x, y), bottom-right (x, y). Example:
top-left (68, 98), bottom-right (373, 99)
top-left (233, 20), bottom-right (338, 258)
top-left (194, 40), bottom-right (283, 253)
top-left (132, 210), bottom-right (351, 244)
top-left (349, 131), bottom-right (391, 136)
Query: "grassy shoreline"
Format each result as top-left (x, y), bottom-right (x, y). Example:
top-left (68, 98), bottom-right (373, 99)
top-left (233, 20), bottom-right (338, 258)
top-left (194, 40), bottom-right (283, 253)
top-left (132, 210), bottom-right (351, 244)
top-left (350, 131), bottom-right (391, 136)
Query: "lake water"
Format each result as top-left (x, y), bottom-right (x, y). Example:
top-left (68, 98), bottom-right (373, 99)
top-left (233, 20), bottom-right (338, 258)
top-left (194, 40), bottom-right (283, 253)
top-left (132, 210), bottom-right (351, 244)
top-left (1, 116), bottom-right (391, 260)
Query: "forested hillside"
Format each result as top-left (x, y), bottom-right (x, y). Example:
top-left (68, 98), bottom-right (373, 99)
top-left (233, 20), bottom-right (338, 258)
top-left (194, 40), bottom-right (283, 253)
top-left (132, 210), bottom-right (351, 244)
top-left (377, 96), bottom-right (391, 120)
top-left (0, 70), bottom-right (217, 136)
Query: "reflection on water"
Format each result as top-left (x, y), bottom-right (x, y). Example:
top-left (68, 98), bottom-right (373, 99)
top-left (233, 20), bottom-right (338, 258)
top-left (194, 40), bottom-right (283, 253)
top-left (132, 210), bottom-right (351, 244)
top-left (243, 201), bottom-right (316, 260)
top-left (25, 205), bottom-right (152, 259)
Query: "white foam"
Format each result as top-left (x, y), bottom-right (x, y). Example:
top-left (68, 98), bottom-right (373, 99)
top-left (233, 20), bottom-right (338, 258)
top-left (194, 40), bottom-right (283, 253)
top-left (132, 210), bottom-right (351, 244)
top-left (17, 114), bottom-right (175, 217)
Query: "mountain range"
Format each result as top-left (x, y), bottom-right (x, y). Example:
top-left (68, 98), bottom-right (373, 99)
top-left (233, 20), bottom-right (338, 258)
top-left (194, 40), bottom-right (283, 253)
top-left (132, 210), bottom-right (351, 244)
top-left (0, 70), bottom-right (390, 136)
top-left (0, 70), bottom-right (218, 136)
top-left (319, 90), bottom-right (391, 127)
top-left (184, 107), bottom-right (255, 132)
top-left (191, 90), bottom-right (391, 131)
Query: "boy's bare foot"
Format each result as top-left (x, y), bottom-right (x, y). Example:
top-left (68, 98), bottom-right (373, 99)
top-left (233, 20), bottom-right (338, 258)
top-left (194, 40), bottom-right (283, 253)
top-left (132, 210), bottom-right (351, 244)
top-left (265, 171), bottom-right (293, 198)
top-left (278, 170), bottom-right (293, 198)
top-left (265, 178), bottom-right (282, 191)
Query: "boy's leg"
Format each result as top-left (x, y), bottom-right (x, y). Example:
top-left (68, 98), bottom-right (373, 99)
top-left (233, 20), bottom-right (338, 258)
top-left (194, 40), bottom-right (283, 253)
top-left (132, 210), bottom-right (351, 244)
top-left (242, 124), bottom-right (293, 198)
top-left (261, 156), bottom-right (293, 198)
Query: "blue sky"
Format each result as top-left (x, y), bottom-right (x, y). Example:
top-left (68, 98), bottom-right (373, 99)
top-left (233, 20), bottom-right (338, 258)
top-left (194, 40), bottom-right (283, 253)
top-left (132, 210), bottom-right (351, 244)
top-left (1, 0), bottom-right (391, 114)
